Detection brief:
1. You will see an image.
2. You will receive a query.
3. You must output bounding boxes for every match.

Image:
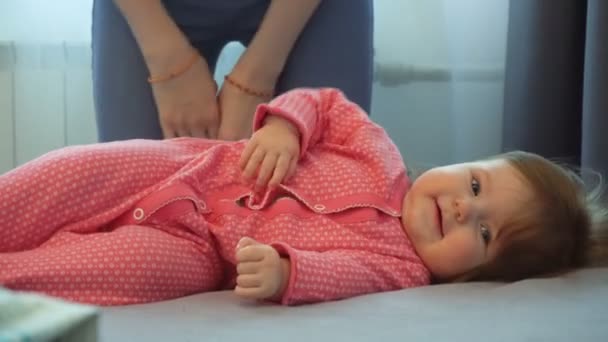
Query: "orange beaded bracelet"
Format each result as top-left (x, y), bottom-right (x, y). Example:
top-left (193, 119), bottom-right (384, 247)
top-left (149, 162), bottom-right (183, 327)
top-left (224, 74), bottom-right (274, 99)
top-left (147, 50), bottom-right (200, 84)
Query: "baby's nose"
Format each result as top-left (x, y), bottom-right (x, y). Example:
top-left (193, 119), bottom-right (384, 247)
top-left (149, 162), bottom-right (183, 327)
top-left (454, 197), bottom-right (474, 224)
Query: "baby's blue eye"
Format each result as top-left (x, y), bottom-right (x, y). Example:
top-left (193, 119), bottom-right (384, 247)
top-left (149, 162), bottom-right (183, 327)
top-left (471, 178), bottom-right (481, 196)
top-left (481, 226), bottom-right (491, 244)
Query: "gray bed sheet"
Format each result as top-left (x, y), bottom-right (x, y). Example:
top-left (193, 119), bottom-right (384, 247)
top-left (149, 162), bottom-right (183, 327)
top-left (100, 267), bottom-right (608, 342)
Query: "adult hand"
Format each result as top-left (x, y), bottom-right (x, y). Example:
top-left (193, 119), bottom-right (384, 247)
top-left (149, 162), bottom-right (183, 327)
top-left (151, 57), bottom-right (220, 139)
top-left (216, 80), bottom-right (269, 141)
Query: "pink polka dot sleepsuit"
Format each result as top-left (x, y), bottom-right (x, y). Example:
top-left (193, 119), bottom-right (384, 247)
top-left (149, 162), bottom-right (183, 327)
top-left (0, 88), bottom-right (430, 306)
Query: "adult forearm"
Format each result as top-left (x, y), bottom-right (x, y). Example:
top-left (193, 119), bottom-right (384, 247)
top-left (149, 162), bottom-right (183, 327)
top-left (113, 0), bottom-right (194, 74)
top-left (233, 0), bottom-right (323, 88)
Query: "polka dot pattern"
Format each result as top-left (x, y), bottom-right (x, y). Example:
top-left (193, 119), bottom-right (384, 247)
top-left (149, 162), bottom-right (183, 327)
top-left (0, 139), bottom-right (223, 305)
top-left (253, 89), bottom-right (408, 214)
top-left (1, 224), bottom-right (222, 306)
top-left (207, 205), bottom-right (429, 305)
top-left (0, 139), bottom-right (213, 252)
top-left (0, 88), bottom-right (430, 306)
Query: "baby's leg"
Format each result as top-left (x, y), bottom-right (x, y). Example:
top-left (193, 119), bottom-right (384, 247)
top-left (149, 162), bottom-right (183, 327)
top-left (0, 140), bottom-right (194, 253)
top-left (0, 225), bottom-right (223, 306)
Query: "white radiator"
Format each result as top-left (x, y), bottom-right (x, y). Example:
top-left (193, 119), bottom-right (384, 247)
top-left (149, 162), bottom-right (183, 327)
top-left (0, 41), bottom-right (97, 174)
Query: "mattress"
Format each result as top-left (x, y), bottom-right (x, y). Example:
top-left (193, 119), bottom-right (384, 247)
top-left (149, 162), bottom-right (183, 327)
top-left (99, 267), bottom-right (608, 341)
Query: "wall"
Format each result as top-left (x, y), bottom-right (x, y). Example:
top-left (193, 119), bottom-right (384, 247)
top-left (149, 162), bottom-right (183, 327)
top-left (372, 0), bottom-right (509, 168)
top-left (0, 0), bottom-right (509, 173)
top-left (0, 0), bottom-right (92, 42)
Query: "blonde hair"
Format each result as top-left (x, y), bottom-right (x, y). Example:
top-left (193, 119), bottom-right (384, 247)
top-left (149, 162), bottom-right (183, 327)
top-left (459, 151), bottom-right (608, 282)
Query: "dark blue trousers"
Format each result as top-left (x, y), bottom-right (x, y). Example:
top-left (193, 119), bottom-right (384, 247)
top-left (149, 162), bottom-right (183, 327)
top-left (92, 0), bottom-right (374, 141)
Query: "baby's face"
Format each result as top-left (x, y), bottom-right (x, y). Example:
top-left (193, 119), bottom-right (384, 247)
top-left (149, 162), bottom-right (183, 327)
top-left (401, 159), bottom-right (533, 280)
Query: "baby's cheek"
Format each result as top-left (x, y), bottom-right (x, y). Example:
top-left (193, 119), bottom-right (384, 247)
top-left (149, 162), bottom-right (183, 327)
top-left (445, 236), bottom-right (485, 274)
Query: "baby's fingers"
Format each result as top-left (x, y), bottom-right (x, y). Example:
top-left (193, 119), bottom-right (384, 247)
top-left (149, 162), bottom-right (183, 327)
top-left (236, 274), bottom-right (261, 288)
top-left (242, 148), bottom-right (265, 181)
top-left (256, 153), bottom-right (278, 190)
top-left (284, 156), bottom-right (298, 181)
top-left (234, 286), bottom-right (264, 300)
top-left (239, 140), bottom-right (257, 170)
top-left (268, 154), bottom-right (291, 188)
top-left (237, 261), bottom-right (259, 275)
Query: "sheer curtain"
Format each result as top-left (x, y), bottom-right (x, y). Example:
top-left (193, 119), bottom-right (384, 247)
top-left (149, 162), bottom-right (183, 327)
top-left (503, 0), bottom-right (608, 181)
top-left (372, 0), bottom-right (509, 168)
top-left (0, 0), bottom-right (510, 173)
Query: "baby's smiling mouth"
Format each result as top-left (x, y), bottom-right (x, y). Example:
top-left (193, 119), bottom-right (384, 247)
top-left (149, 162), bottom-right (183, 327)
top-left (435, 199), bottom-right (444, 237)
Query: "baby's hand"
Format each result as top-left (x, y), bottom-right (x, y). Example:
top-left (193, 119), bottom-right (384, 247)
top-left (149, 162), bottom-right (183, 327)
top-left (239, 116), bottom-right (300, 190)
top-left (234, 237), bottom-right (289, 301)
